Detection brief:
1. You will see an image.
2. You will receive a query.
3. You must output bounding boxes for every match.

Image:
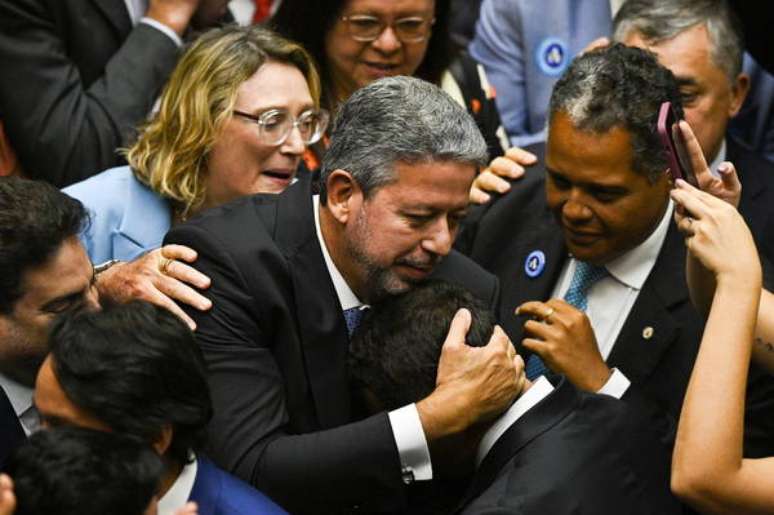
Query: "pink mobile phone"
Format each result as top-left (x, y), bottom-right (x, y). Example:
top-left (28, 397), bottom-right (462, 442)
top-left (657, 101), bottom-right (698, 187)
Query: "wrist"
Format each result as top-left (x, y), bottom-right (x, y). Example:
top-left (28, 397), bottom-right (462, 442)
top-left (144, 5), bottom-right (196, 35)
top-left (416, 387), bottom-right (471, 442)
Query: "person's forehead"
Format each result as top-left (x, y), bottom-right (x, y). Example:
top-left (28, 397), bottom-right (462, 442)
top-left (625, 25), bottom-right (721, 80)
top-left (343, 0), bottom-right (435, 15)
top-left (17, 239), bottom-right (92, 307)
top-left (377, 160), bottom-right (475, 200)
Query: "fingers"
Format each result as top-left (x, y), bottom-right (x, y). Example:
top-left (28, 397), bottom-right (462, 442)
top-left (677, 120), bottom-right (710, 185)
top-left (160, 244), bottom-right (198, 263)
top-left (442, 308), bottom-right (472, 349)
top-left (717, 161), bottom-right (742, 208)
top-left (503, 146), bottom-right (537, 167)
top-left (670, 180), bottom-right (723, 218)
top-left (476, 170), bottom-right (512, 194)
top-left (580, 36), bottom-right (610, 55)
top-left (144, 286), bottom-right (198, 330)
top-left (489, 156), bottom-right (525, 180)
top-left (164, 259), bottom-right (211, 290)
top-left (156, 274), bottom-right (212, 312)
top-left (469, 187), bottom-right (491, 205)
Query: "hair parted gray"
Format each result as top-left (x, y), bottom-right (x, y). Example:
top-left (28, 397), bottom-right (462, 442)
top-left (612, 0), bottom-right (744, 83)
top-left (319, 76), bottom-right (488, 203)
top-left (549, 43), bottom-right (683, 182)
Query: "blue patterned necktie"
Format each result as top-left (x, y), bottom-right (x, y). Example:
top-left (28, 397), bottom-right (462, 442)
top-left (525, 261), bottom-right (608, 380)
top-left (343, 306), bottom-right (367, 336)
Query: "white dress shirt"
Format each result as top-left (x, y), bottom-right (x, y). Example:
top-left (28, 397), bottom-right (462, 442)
top-left (0, 372), bottom-right (38, 435)
top-left (476, 376), bottom-right (554, 466)
top-left (157, 455), bottom-right (198, 515)
top-left (313, 196), bottom-right (433, 482)
top-left (123, 0), bottom-right (183, 46)
top-left (550, 201), bottom-right (674, 399)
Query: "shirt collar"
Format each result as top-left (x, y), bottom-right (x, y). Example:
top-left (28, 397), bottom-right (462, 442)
top-left (313, 195), bottom-right (363, 311)
top-left (603, 200), bottom-right (674, 290)
top-left (157, 454), bottom-right (198, 515)
top-left (475, 376), bottom-right (554, 467)
top-left (0, 372), bottom-right (33, 418)
top-left (709, 139), bottom-right (727, 175)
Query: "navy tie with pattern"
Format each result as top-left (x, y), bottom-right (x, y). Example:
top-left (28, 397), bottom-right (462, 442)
top-left (525, 261), bottom-right (608, 380)
top-left (343, 306), bottom-right (367, 336)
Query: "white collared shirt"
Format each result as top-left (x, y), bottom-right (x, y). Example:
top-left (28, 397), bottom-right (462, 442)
top-left (609, 0), bottom-right (626, 17)
top-left (0, 372), bottom-right (38, 435)
top-left (476, 376), bottom-right (554, 467)
top-left (157, 455), bottom-right (198, 515)
top-left (313, 196), bottom-right (433, 482)
top-left (709, 139), bottom-right (727, 176)
top-left (123, 0), bottom-right (183, 46)
top-left (550, 200), bottom-right (674, 399)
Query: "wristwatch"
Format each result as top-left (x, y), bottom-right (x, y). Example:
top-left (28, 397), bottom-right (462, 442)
top-left (93, 259), bottom-right (122, 275)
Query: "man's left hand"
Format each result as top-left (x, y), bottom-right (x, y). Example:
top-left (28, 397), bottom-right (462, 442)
top-left (469, 147), bottom-right (537, 204)
top-left (517, 299), bottom-right (612, 391)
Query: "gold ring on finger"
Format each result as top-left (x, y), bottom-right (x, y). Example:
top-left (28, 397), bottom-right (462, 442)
top-left (543, 307), bottom-right (555, 322)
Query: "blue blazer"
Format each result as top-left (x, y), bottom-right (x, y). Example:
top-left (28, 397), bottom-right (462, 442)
top-left (190, 457), bottom-right (286, 515)
top-left (62, 166), bottom-right (171, 263)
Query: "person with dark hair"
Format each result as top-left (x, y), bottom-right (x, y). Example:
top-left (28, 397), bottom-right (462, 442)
top-left (0, 176), bottom-right (98, 462)
top-left (459, 42), bottom-right (774, 461)
top-left (270, 0), bottom-right (541, 203)
top-left (350, 280), bottom-right (680, 514)
top-left (164, 76), bottom-right (522, 514)
top-left (4, 426), bottom-right (164, 515)
top-left (33, 301), bottom-right (285, 515)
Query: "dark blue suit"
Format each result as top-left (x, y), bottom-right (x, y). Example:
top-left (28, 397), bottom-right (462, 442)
top-left (190, 457), bottom-right (286, 515)
top-left (0, 386), bottom-right (25, 468)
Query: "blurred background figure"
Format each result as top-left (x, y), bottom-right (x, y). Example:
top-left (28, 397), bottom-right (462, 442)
top-left (271, 0), bottom-right (510, 168)
top-left (0, 0), bottom-right (232, 187)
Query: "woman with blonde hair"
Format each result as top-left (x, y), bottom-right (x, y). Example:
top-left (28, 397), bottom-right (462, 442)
top-left (64, 25), bottom-right (327, 328)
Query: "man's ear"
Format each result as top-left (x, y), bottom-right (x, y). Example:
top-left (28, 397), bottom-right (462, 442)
top-left (325, 169), bottom-right (362, 224)
top-left (152, 424), bottom-right (174, 456)
top-left (729, 72), bottom-right (750, 118)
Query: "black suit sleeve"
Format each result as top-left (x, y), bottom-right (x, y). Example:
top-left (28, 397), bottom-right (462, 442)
top-left (0, 0), bottom-right (179, 186)
top-left (165, 223), bottom-right (405, 514)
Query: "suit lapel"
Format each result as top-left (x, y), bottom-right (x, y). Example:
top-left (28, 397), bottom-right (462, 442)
top-left (456, 377), bottom-right (579, 512)
top-left (90, 0), bottom-right (133, 37)
top-left (275, 183), bottom-right (351, 429)
top-left (0, 386), bottom-right (25, 466)
top-left (607, 223), bottom-right (686, 380)
top-left (497, 212), bottom-right (567, 344)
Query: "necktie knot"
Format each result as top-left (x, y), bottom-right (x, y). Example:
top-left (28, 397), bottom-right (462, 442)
top-left (564, 261), bottom-right (607, 311)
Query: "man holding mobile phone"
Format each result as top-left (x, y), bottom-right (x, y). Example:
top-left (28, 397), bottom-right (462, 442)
top-left (456, 43), bottom-right (774, 465)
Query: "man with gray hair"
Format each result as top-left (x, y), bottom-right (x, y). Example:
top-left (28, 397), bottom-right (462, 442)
top-left (613, 0), bottom-right (774, 264)
top-left (460, 42), bottom-right (774, 463)
top-left (164, 76), bottom-right (523, 514)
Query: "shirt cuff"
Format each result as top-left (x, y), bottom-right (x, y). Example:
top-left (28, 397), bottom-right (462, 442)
top-left (597, 368), bottom-right (631, 399)
top-left (387, 404), bottom-right (433, 483)
top-left (139, 17), bottom-right (183, 47)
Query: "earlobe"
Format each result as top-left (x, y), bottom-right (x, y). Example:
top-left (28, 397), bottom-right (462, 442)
top-left (729, 73), bottom-right (750, 117)
top-left (325, 169), bottom-right (360, 224)
top-left (152, 424), bottom-right (174, 456)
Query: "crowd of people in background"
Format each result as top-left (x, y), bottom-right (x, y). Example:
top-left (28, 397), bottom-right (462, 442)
top-left (1, 0), bottom-right (774, 514)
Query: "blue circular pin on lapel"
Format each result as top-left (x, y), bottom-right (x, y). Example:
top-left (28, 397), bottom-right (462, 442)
top-left (536, 37), bottom-right (568, 77)
top-left (524, 250), bottom-right (546, 278)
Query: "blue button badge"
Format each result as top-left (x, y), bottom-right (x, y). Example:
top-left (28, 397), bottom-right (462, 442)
top-left (536, 37), bottom-right (568, 76)
top-left (524, 250), bottom-right (546, 278)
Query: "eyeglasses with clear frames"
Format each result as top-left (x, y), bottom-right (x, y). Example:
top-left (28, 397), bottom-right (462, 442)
top-left (232, 108), bottom-right (330, 146)
top-left (340, 14), bottom-right (436, 43)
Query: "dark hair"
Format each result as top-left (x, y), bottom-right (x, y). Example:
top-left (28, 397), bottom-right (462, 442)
top-left (0, 177), bottom-right (88, 314)
top-left (5, 426), bottom-right (163, 515)
top-left (349, 280), bottom-right (495, 410)
top-left (271, 0), bottom-right (455, 110)
top-left (47, 301), bottom-right (213, 466)
top-left (548, 43), bottom-right (683, 182)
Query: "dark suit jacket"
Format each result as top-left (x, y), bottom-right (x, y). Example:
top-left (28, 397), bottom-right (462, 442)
top-left (456, 143), bottom-right (774, 457)
top-left (165, 179), bottom-right (499, 514)
top-left (728, 134), bottom-right (774, 265)
top-left (456, 376), bottom-right (681, 515)
top-left (0, 0), bottom-right (179, 186)
top-left (190, 456), bottom-right (286, 515)
top-left (0, 386), bottom-right (24, 469)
